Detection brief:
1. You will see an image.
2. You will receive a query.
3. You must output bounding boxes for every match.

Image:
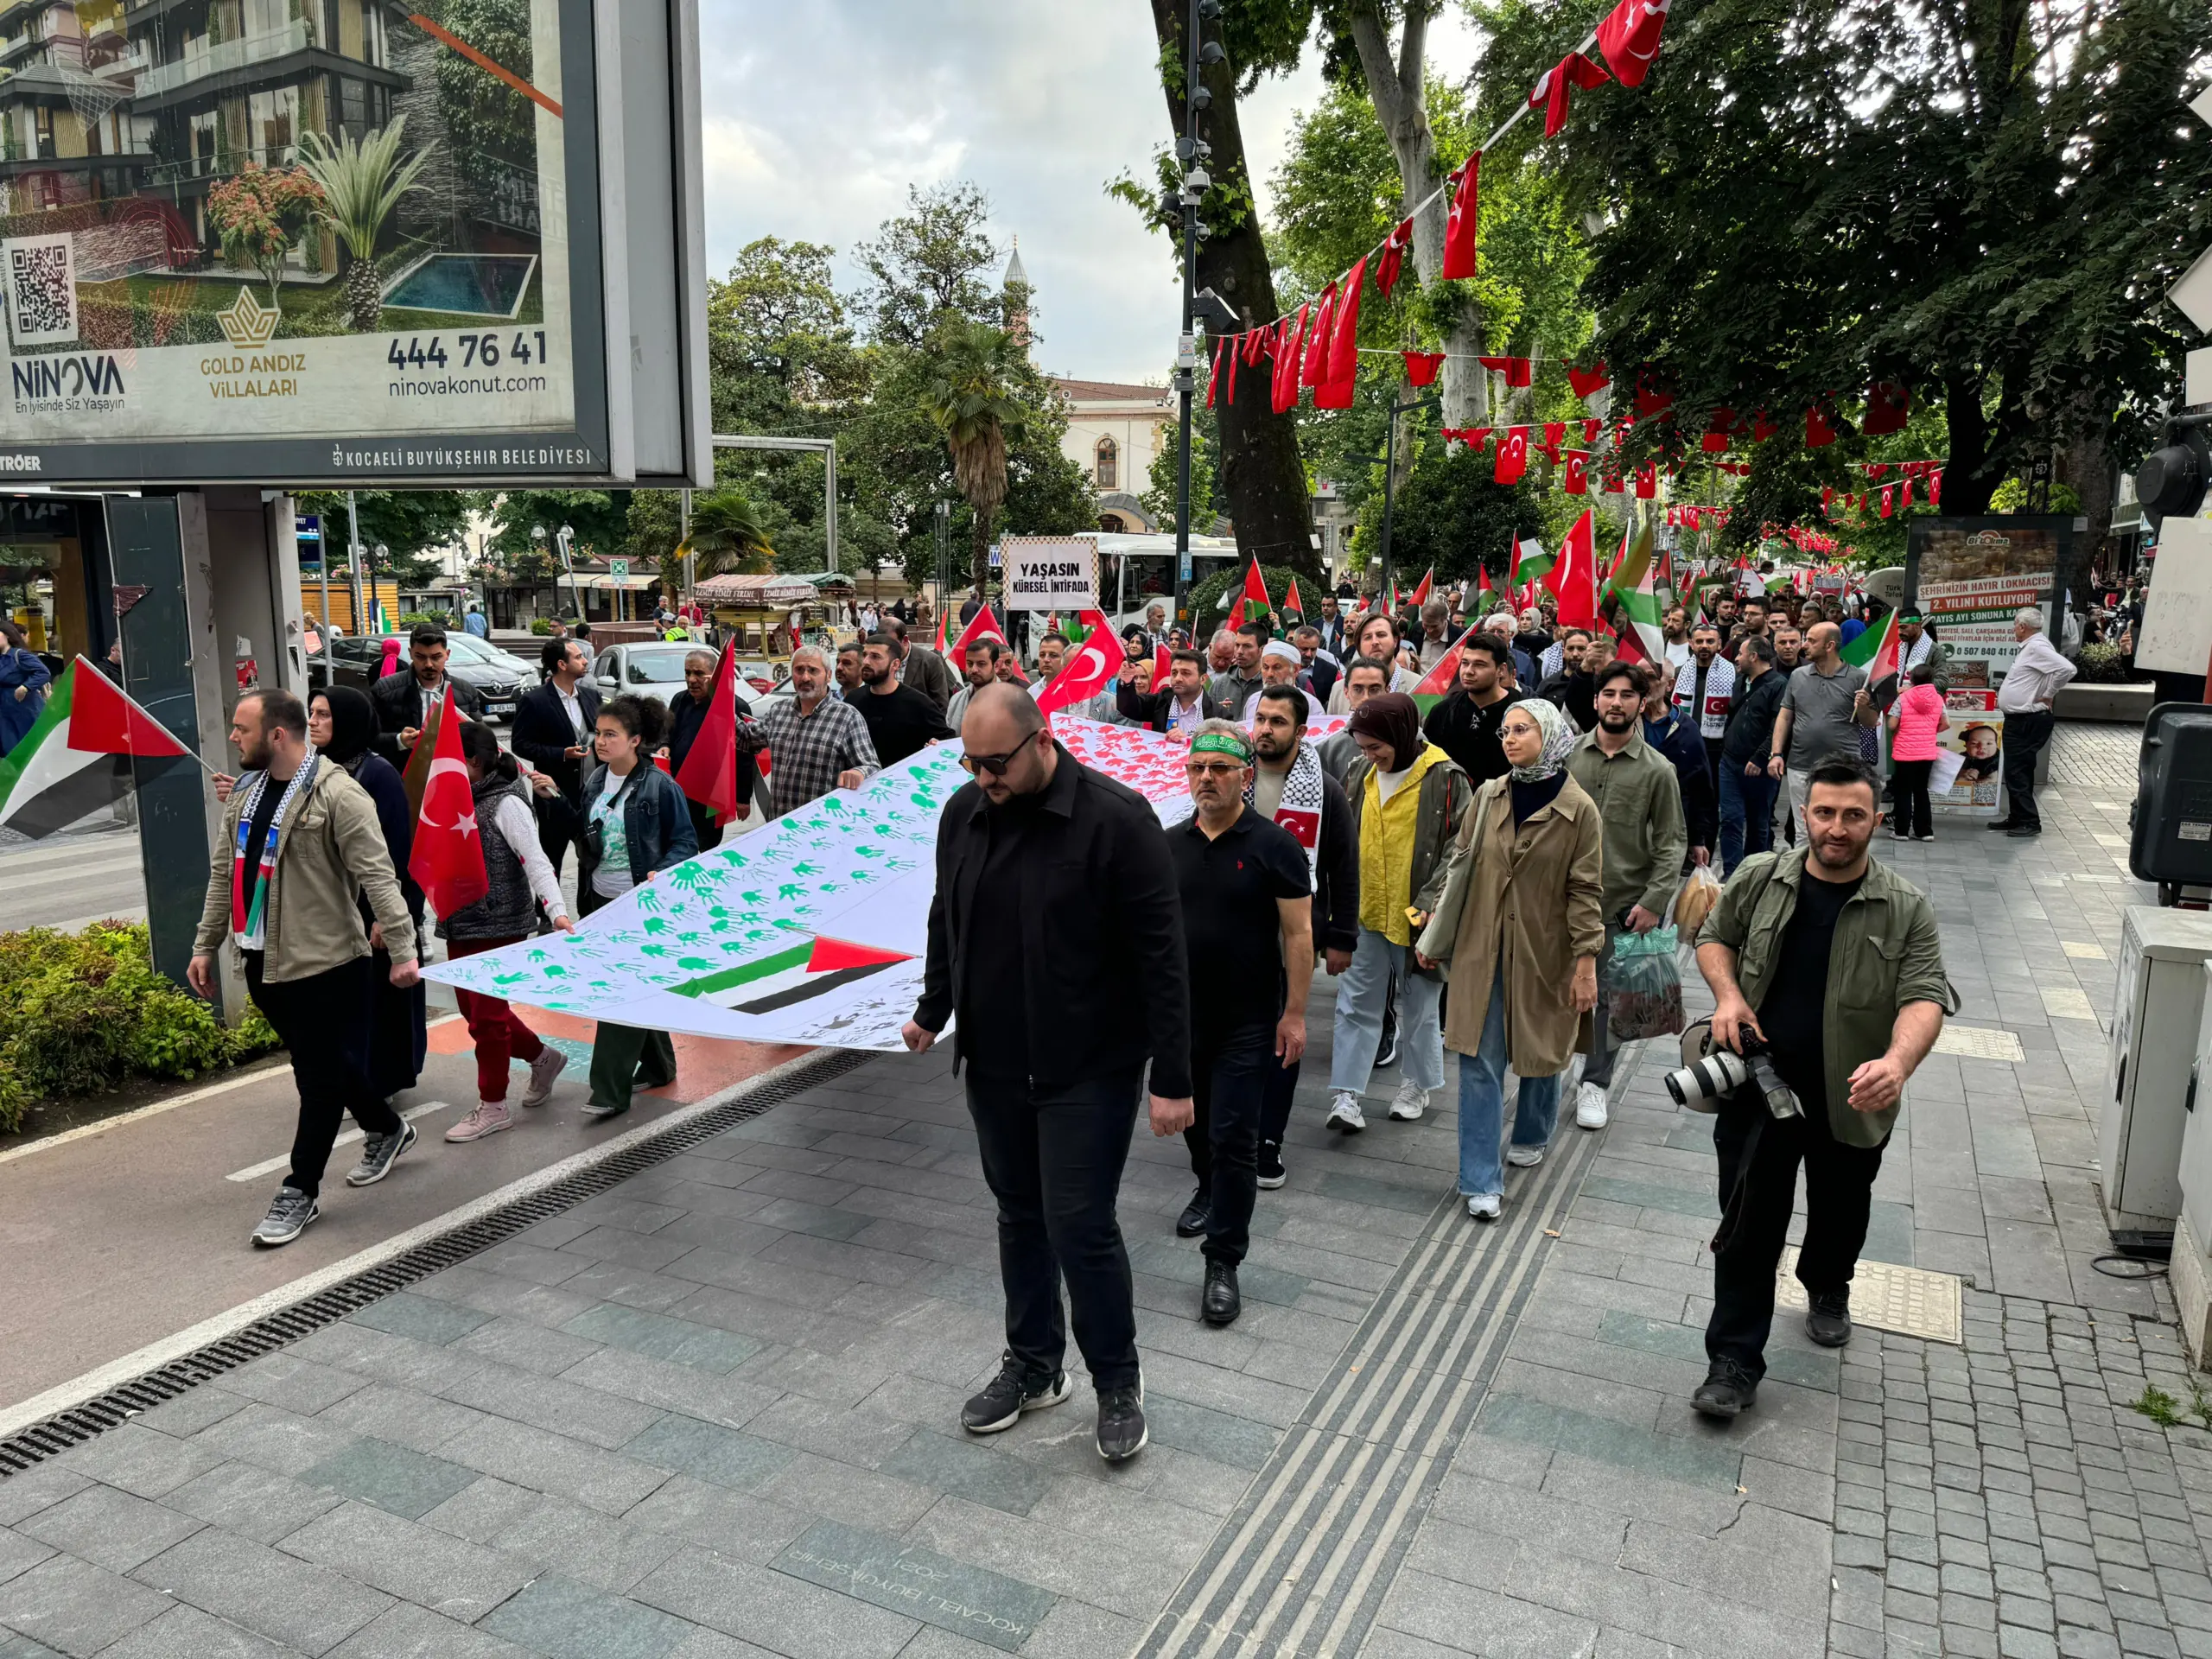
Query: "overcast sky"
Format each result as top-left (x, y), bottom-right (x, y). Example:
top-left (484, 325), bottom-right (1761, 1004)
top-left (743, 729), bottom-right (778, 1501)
top-left (698, 2), bottom-right (1485, 386)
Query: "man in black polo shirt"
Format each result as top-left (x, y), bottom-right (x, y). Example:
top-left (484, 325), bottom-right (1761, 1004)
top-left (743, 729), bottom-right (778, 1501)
top-left (855, 632), bottom-right (952, 766)
top-left (1167, 719), bottom-right (1313, 1327)
top-left (1421, 634), bottom-right (1522, 784)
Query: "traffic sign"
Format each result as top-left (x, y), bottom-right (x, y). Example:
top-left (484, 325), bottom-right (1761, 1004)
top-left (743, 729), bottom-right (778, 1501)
top-left (611, 558), bottom-right (630, 579)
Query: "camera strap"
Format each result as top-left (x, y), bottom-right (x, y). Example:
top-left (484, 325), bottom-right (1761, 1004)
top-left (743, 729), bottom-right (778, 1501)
top-left (1709, 1109), bottom-right (1767, 1258)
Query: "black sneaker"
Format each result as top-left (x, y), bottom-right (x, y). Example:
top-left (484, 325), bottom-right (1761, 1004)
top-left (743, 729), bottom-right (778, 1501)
top-left (960, 1358), bottom-right (1071, 1433)
top-left (1375, 1026), bottom-right (1400, 1069)
top-left (1175, 1186), bottom-right (1210, 1239)
top-left (1096, 1382), bottom-right (1147, 1462)
top-left (1201, 1260), bottom-right (1242, 1326)
top-left (1256, 1141), bottom-right (1286, 1190)
top-left (1986, 819), bottom-right (2016, 832)
top-left (1806, 1289), bottom-right (1853, 1348)
top-left (1691, 1361), bottom-right (1759, 1421)
top-left (346, 1119), bottom-right (417, 1187)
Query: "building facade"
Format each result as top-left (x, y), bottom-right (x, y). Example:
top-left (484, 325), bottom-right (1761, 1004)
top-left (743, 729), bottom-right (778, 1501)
top-left (1054, 376), bottom-right (1170, 533)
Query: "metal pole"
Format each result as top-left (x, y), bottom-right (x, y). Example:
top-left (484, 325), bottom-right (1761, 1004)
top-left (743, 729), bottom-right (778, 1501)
top-left (1172, 0), bottom-right (1199, 634)
top-left (680, 487), bottom-right (694, 607)
top-left (824, 444), bottom-right (838, 575)
top-left (346, 489), bottom-right (362, 633)
top-left (316, 523), bottom-right (331, 667)
top-left (1376, 406), bottom-right (1398, 611)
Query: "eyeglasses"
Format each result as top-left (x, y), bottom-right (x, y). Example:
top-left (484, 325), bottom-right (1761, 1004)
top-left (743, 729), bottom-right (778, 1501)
top-left (1184, 760), bottom-right (1246, 778)
top-left (959, 729), bottom-right (1039, 777)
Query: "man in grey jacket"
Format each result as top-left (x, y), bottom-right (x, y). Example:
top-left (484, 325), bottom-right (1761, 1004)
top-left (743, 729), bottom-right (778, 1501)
top-left (190, 688), bottom-right (422, 1248)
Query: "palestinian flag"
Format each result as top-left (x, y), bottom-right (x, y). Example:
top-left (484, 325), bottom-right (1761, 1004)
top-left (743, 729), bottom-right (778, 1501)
top-left (1230, 556), bottom-right (1271, 626)
top-left (1283, 577), bottom-right (1305, 621)
top-left (0, 658), bottom-right (194, 840)
top-left (1410, 621), bottom-right (1483, 714)
top-left (1515, 531), bottom-right (1554, 587)
top-left (1608, 524), bottom-right (1667, 665)
top-left (1409, 568), bottom-right (1434, 607)
top-left (1842, 607), bottom-right (1901, 694)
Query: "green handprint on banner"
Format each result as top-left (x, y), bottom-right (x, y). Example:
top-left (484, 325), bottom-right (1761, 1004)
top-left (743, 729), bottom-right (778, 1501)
top-left (791, 862), bottom-right (818, 876)
top-left (643, 918), bottom-right (671, 936)
top-left (640, 944), bottom-right (667, 959)
top-left (776, 883), bottom-right (805, 900)
top-left (633, 887), bottom-right (663, 912)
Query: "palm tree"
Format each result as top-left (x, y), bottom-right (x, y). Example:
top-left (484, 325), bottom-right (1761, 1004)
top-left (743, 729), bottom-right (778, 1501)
top-left (677, 488), bottom-right (776, 579)
top-left (298, 116), bottom-right (429, 333)
top-left (916, 318), bottom-right (1028, 594)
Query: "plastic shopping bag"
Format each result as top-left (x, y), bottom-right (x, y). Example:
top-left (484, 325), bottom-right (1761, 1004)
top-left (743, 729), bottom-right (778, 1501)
top-left (1675, 865), bottom-right (1722, 938)
top-left (1606, 925), bottom-right (1686, 1041)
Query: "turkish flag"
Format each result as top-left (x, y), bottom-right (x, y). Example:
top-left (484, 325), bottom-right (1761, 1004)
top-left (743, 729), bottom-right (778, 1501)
top-left (674, 638), bottom-right (745, 826)
top-left (1596, 0), bottom-right (1671, 88)
top-left (1546, 511), bottom-right (1599, 629)
top-left (1301, 283), bottom-right (1337, 386)
top-left (1479, 355), bottom-right (1534, 388)
top-left (1441, 152), bottom-right (1480, 280)
top-left (1316, 255), bottom-right (1367, 410)
top-left (1865, 379), bottom-right (1911, 435)
top-left (1806, 405), bottom-right (1838, 448)
top-left (1541, 422), bottom-right (1567, 463)
top-left (408, 691), bottom-right (487, 919)
top-left (1494, 426), bottom-right (1530, 485)
top-left (1635, 462), bottom-right (1656, 499)
top-left (1376, 218), bottom-right (1413, 298)
top-left (1567, 363), bottom-right (1610, 400)
top-left (950, 603), bottom-right (1006, 660)
top-left (1564, 451), bottom-right (1590, 494)
top-left (1529, 52), bottom-right (1610, 139)
top-left (1035, 610), bottom-right (1118, 717)
top-left (1402, 350), bottom-right (1446, 387)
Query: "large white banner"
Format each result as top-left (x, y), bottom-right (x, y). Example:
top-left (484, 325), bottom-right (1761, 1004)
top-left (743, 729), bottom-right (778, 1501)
top-left (1001, 536), bottom-right (1098, 612)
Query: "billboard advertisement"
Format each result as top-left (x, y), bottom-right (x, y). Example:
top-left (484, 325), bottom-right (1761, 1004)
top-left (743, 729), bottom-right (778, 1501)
top-left (1905, 516), bottom-right (2074, 690)
top-left (0, 0), bottom-right (703, 487)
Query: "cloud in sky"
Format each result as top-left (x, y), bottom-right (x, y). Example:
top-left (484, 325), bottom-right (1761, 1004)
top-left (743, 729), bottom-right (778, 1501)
top-left (699, 2), bottom-right (1484, 386)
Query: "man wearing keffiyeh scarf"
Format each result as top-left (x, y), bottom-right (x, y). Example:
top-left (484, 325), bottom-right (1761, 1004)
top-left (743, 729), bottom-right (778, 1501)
top-left (1246, 683), bottom-right (1360, 1192)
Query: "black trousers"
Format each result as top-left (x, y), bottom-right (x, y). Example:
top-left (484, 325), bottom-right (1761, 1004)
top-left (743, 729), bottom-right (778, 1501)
top-left (1183, 1027), bottom-right (1274, 1268)
top-left (1890, 759), bottom-right (1934, 839)
top-left (686, 797), bottom-right (725, 855)
top-left (537, 792), bottom-right (580, 879)
top-left (1260, 1054), bottom-right (1300, 1147)
top-left (964, 1064), bottom-right (1144, 1391)
top-left (1705, 1095), bottom-right (1887, 1382)
top-left (2002, 709), bottom-right (2055, 830)
top-left (245, 952), bottom-right (399, 1199)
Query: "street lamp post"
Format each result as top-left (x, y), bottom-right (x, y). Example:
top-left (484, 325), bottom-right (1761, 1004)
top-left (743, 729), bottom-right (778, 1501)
top-left (1172, 0), bottom-right (1224, 633)
top-left (1364, 392), bottom-right (1443, 610)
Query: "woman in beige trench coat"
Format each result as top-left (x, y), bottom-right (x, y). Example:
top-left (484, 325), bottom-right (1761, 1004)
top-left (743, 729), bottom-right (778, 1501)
top-left (1415, 699), bottom-right (1605, 1220)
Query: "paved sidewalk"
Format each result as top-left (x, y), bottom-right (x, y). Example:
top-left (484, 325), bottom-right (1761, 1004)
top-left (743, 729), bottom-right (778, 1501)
top-left (8, 721), bottom-right (2212, 1659)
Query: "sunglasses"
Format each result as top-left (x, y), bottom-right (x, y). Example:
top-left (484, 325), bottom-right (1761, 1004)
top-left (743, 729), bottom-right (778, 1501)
top-left (959, 728), bottom-right (1039, 778)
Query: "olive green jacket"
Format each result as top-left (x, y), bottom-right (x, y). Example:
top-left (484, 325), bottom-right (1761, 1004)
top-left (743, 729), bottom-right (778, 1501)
top-left (1566, 728), bottom-right (1687, 922)
top-left (1696, 848), bottom-right (1956, 1147)
top-left (194, 762), bottom-right (417, 983)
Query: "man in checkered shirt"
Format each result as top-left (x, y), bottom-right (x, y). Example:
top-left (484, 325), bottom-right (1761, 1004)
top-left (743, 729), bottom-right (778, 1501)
top-left (736, 645), bottom-right (880, 818)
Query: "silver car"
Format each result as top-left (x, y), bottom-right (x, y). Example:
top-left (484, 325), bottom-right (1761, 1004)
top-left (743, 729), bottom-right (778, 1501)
top-left (593, 644), bottom-right (792, 715)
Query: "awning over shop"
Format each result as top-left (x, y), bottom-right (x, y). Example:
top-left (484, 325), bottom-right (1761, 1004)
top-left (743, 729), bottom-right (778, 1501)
top-left (696, 574), bottom-right (820, 604)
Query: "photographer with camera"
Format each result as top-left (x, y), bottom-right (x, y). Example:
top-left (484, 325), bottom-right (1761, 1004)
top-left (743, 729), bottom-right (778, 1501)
top-left (1686, 755), bottom-right (1954, 1421)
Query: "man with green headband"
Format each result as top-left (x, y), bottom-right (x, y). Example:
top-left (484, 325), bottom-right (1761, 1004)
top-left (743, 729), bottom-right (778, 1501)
top-left (1166, 718), bottom-right (1313, 1328)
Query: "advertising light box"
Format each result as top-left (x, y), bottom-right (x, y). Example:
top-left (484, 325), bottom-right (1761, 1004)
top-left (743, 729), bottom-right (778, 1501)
top-left (0, 0), bottom-right (706, 488)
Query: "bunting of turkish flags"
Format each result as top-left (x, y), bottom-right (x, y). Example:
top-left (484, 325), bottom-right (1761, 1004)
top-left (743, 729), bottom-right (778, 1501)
top-left (1205, 338), bottom-right (1227, 409)
top-left (1564, 451), bottom-right (1590, 494)
top-left (1315, 256), bottom-right (1367, 410)
top-left (1635, 462), bottom-right (1657, 499)
top-left (1376, 219), bottom-right (1413, 298)
top-left (1541, 422), bottom-right (1567, 461)
top-left (1441, 153), bottom-right (1480, 280)
top-left (1634, 377), bottom-right (1673, 416)
top-left (1479, 355), bottom-right (1535, 388)
top-left (1929, 469), bottom-right (1942, 506)
top-left (1583, 418), bottom-right (1604, 445)
top-left (1273, 308), bottom-right (1306, 413)
top-left (1751, 409), bottom-right (1779, 442)
top-left (1529, 53), bottom-right (1610, 138)
top-left (1495, 427), bottom-right (1530, 485)
top-left (1402, 350), bottom-right (1445, 387)
top-left (1595, 0), bottom-right (1672, 87)
top-left (1879, 486), bottom-right (1896, 518)
top-left (1806, 406), bottom-right (1838, 448)
top-left (1865, 380), bottom-right (1911, 435)
top-left (1301, 283), bottom-right (1336, 387)
top-left (1567, 362), bottom-right (1611, 399)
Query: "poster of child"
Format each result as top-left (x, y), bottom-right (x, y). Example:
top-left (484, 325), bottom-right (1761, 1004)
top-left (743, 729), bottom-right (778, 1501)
top-left (1932, 691), bottom-right (2004, 813)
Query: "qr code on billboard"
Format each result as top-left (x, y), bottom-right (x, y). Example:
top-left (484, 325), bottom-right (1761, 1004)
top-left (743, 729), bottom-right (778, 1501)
top-left (3, 234), bottom-right (78, 348)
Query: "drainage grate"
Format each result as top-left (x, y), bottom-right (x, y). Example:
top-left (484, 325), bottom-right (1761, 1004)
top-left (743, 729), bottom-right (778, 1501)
top-left (0, 1047), bottom-right (871, 1478)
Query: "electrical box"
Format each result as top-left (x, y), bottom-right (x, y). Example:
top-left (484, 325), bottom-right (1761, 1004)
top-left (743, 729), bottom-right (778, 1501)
top-left (2104, 906), bottom-right (2212, 1234)
top-left (2181, 962), bottom-right (2212, 1250)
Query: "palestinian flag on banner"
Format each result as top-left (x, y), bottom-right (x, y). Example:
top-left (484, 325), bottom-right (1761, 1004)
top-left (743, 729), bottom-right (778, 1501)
top-left (0, 658), bottom-right (194, 840)
top-left (1841, 607), bottom-right (1901, 695)
top-left (1607, 524), bottom-right (1667, 665)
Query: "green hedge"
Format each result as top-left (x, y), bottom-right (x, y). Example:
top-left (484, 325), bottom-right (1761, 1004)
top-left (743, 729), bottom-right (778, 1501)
top-left (0, 923), bottom-right (280, 1133)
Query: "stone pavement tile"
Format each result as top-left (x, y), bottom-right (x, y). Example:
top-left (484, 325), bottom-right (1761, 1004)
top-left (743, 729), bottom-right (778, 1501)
top-left (0, 1529), bottom-right (53, 1588)
top-left (555, 1345), bottom-right (782, 1432)
top-left (1376, 1569), bottom-right (1600, 1657)
top-left (562, 1303), bottom-right (764, 1374)
top-left (51, 1422), bottom-right (223, 1498)
top-left (620, 1474), bottom-right (812, 1567)
top-left (131, 1527), bottom-right (394, 1654)
top-left (286, 1322), bottom-right (493, 1397)
top-left (188, 1403), bottom-right (358, 1479)
top-left (907, 1494), bottom-right (1192, 1623)
top-left (773, 1516), bottom-right (1057, 1652)
top-left (0, 1471), bottom-right (88, 1531)
top-left (162, 1462), bottom-right (344, 1547)
top-left (480, 1573), bottom-right (701, 1659)
top-left (317, 1383), bottom-right (492, 1459)
top-left (473, 1239), bottom-right (594, 1287)
top-left (878, 1427), bottom-right (1052, 1517)
top-left (346, 1293), bottom-right (493, 1349)
top-left (215, 1354), bottom-right (371, 1417)
top-left (623, 1414), bottom-right (797, 1494)
top-left (755, 1450), bottom-right (942, 1533)
top-left (449, 1314), bottom-right (607, 1377)
top-left (296, 1438), bottom-right (480, 1522)
top-left (1134, 1394), bottom-right (1280, 1474)
top-left (0, 1554), bottom-right (175, 1658)
top-left (1431, 1471), bottom-right (1630, 1563)
top-left (276, 1501), bottom-right (531, 1624)
top-left (131, 1384), bottom-right (254, 1441)
top-left (738, 1391), bottom-right (922, 1467)
top-left (632, 1545), bottom-right (918, 1658)
top-left (1011, 1596), bottom-right (1142, 1659)
top-left (1472, 1393), bottom-right (1742, 1492)
top-left (0, 1630), bottom-right (67, 1659)
top-left (1020, 1472), bottom-right (1220, 1563)
top-left (95, 1603), bottom-right (302, 1659)
top-left (1398, 1515), bottom-right (1522, 1590)
top-left (556, 1224), bottom-right (698, 1274)
top-left (1618, 1512), bottom-right (1834, 1626)
top-left (665, 1283), bottom-right (875, 1356)
top-left (435, 1353), bottom-right (666, 1450)
top-left (480, 1491), bottom-right (686, 1595)
top-left (438, 1414), bottom-right (671, 1516)
top-left (326, 1600), bottom-right (541, 1659)
top-left (16, 1484), bottom-right (200, 1575)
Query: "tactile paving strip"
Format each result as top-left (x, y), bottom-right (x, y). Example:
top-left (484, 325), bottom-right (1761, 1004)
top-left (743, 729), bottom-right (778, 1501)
top-left (1933, 1024), bottom-right (2028, 1063)
top-left (1776, 1247), bottom-right (1964, 1344)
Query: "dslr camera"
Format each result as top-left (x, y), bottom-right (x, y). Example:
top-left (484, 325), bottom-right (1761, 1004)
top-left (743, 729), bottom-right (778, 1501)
top-left (1665, 1024), bottom-right (1802, 1120)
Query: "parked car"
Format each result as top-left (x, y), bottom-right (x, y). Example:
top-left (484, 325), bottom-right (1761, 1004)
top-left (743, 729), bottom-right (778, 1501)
top-left (594, 643), bottom-right (793, 715)
top-left (309, 632), bottom-right (532, 722)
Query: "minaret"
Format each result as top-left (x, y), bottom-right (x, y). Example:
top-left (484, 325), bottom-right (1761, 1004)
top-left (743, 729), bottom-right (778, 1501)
top-left (1002, 237), bottom-right (1031, 351)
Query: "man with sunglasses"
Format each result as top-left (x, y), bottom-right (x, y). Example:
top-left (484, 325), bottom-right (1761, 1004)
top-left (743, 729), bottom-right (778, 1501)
top-left (905, 686), bottom-right (1193, 1465)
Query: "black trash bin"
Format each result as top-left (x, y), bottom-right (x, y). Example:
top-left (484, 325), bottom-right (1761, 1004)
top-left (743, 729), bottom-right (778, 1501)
top-left (2132, 702), bottom-right (2212, 903)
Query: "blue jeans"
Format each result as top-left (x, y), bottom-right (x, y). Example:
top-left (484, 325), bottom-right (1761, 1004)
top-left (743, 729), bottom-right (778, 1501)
top-left (1332, 928), bottom-right (1444, 1095)
top-left (1455, 961), bottom-right (1563, 1198)
top-left (1717, 761), bottom-right (1777, 875)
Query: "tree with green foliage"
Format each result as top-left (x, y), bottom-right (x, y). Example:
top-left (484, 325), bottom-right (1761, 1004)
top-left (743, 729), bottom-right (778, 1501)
top-left (853, 181), bottom-right (1007, 350)
top-left (297, 117), bottom-right (429, 332)
top-left (427, 0), bottom-right (534, 199)
top-left (1367, 443), bottom-right (1544, 589)
top-left (293, 490), bottom-right (470, 586)
top-left (915, 318), bottom-right (1029, 593)
top-left (677, 488), bottom-right (777, 580)
top-left (708, 236), bottom-right (871, 435)
top-left (1474, 0), bottom-right (2212, 563)
top-left (469, 489), bottom-right (632, 569)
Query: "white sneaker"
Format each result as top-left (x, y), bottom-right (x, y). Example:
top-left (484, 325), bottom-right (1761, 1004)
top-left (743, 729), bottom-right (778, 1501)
top-left (1326, 1092), bottom-right (1366, 1134)
top-left (1388, 1081), bottom-right (1428, 1122)
top-left (445, 1100), bottom-right (513, 1143)
top-left (1465, 1194), bottom-right (1502, 1222)
top-left (519, 1046), bottom-right (568, 1109)
top-left (1576, 1082), bottom-right (1609, 1130)
top-left (1506, 1144), bottom-right (1546, 1167)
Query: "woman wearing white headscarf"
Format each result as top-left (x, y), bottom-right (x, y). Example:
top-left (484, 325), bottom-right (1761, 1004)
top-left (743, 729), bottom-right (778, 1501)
top-left (1416, 698), bottom-right (1604, 1221)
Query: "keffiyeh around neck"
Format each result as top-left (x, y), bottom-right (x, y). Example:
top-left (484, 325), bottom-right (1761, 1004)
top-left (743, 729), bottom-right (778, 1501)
top-left (1506, 696), bottom-right (1576, 783)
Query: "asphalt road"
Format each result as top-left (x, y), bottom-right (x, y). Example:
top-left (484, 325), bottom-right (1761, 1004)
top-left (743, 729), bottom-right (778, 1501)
top-left (1, 817), bottom-right (150, 931)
